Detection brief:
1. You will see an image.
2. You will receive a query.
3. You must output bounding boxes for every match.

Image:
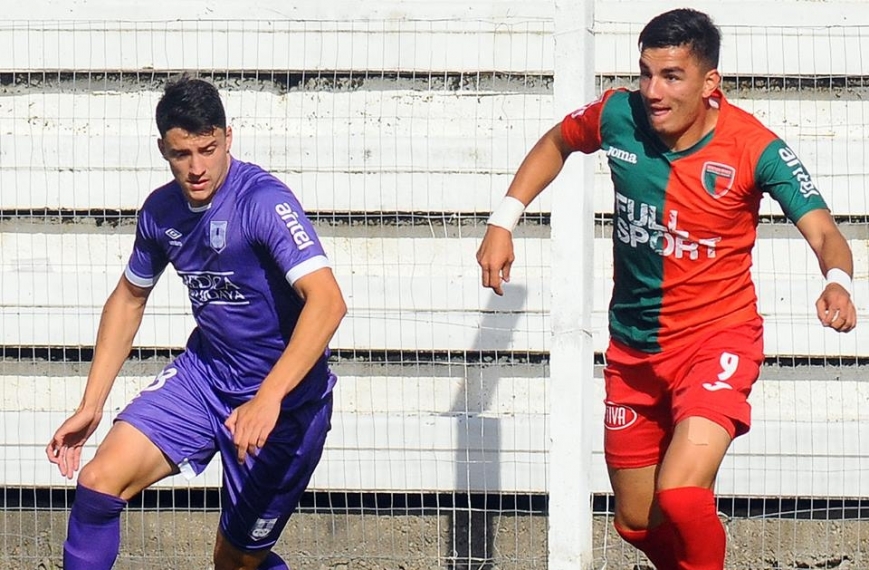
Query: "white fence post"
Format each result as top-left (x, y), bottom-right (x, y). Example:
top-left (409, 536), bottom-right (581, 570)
top-left (549, 0), bottom-right (597, 568)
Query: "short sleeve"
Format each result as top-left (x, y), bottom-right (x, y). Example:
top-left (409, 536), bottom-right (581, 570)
top-left (243, 182), bottom-right (330, 285)
top-left (755, 138), bottom-right (829, 223)
top-left (125, 208), bottom-right (169, 288)
top-left (560, 89), bottom-right (619, 154)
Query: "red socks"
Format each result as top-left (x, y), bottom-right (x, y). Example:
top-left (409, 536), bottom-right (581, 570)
top-left (615, 487), bottom-right (725, 570)
top-left (615, 520), bottom-right (679, 570)
top-left (656, 486), bottom-right (725, 570)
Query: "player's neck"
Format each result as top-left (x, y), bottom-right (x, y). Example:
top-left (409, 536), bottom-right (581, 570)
top-left (666, 105), bottom-right (719, 153)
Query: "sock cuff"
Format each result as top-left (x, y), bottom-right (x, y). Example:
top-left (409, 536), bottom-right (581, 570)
top-left (655, 486), bottom-right (726, 568)
top-left (613, 522), bottom-right (649, 543)
top-left (71, 483), bottom-right (127, 523)
top-left (656, 486), bottom-right (714, 503)
top-left (656, 486), bottom-right (717, 523)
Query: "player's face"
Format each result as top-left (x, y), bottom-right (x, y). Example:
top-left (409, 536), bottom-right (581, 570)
top-left (158, 126), bottom-right (233, 208)
top-left (638, 45), bottom-right (720, 151)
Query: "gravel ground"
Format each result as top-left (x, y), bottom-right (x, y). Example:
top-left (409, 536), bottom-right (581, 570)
top-left (2, 510), bottom-right (866, 569)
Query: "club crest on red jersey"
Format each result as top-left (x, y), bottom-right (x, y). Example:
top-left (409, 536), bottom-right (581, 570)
top-left (701, 162), bottom-right (736, 199)
top-left (210, 220), bottom-right (228, 253)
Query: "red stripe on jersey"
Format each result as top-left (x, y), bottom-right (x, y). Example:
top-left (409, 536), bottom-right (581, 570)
top-left (560, 89), bottom-right (623, 154)
top-left (656, 92), bottom-right (778, 350)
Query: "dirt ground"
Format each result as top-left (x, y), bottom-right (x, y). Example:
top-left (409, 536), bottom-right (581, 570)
top-left (2, 510), bottom-right (867, 570)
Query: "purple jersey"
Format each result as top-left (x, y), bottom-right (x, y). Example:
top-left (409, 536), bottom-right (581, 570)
top-left (125, 159), bottom-right (333, 404)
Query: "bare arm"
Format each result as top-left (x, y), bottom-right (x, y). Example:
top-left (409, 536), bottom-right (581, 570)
top-left (46, 274), bottom-right (151, 477)
top-left (257, 267), bottom-right (346, 401)
top-left (505, 123), bottom-right (576, 206)
top-left (225, 267), bottom-right (347, 463)
top-left (477, 123), bottom-right (574, 295)
top-left (795, 209), bottom-right (856, 332)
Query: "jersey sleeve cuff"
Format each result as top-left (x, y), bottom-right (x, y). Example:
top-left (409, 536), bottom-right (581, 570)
top-left (284, 255), bottom-right (331, 285)
top-left (124, 265), bottom-right (159, 288)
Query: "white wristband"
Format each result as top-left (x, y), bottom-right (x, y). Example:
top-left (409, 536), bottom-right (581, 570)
top-left (825, 267), bottom-right (853, 296)
top-left (486, 196), bottom-right (525, 233)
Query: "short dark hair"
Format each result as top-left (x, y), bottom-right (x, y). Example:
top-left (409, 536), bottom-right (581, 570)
top-left (155, 76), bottom-right (226, 137)
top-left (638, 8), bottom-right (721, 70)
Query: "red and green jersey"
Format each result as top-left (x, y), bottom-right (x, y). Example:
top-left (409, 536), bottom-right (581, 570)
top-left (561, 88), bottom-right (828, 353)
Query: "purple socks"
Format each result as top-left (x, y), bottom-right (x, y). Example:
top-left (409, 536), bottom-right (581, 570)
top-left (63, 483), bottom-right (127, 570)
top-left (258, 551), bottom-right (289, 569)
top-left (64, 483), bottom-right (288, 570)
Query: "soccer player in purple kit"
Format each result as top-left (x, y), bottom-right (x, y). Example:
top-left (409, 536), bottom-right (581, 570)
top-left (46, 76), bottom-right (347, 570)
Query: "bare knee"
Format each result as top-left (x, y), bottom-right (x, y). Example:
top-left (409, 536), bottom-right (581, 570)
top-left (614, 496), bottom-right (661, 531)
top-left (77, 460), bottom-right (124, 498)
top-left (609, 464), bottom-right (660, 531)
top-left (77, 421), bottom-right (176, 500)
top-left (77, 452), bottom-right (161, 501)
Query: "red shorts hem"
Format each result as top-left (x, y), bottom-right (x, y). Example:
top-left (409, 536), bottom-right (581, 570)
top-left (673, 408), bottom-right (750, 440)
top-left (605, 454), bottom-right (661, 470)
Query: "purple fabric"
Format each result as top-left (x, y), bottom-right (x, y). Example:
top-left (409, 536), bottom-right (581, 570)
top-left (112, 157), bottom-right (336, 558)
top-left (117, 360), bottom-right (333, 551)
top-left (258, 551), bottom-right (290, 569)
top-left (63, 484), bottom-right (127, 570)
top-left (125, 158), bottom-right (331, 401)
top-left (218, 395), bottom-right (333, 551)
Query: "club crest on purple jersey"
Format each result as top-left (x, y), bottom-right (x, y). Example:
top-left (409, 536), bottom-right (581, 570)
top-left (250, 517), bottom-right (278, 539)
top-left (702, 162), bottom-right (736, 199)
top-left (210, 220), bottom-right (228, 253)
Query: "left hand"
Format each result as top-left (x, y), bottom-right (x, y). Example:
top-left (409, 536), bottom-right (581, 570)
top-left (816, 283), bottom-right (857, 332)
top-left (225, 395), bottom-right (282, 464)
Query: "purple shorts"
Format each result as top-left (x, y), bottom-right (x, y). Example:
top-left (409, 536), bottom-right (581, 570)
top-left (116, 351), bottom-right (333, 551)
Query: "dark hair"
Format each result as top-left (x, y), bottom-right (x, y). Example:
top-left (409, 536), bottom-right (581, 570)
top-left (638, 8), bottom-right (721, 70)
top-left (155, 76), bottom-right (226, 137)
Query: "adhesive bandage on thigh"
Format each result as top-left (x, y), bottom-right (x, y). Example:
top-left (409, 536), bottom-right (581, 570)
top-left (686, 420), bottom-right (712, 446)
top-left (486, 196), bottom-right (525, 233)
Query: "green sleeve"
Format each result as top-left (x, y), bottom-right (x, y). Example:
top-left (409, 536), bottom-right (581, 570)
top-left (755, 138), bottom-right (828, 223)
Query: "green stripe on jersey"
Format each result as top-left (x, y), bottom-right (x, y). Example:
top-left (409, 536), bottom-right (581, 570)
top-left (600, 91), bottom-right (675, 352)
top-left (756, 139), bottom-right (829, 223)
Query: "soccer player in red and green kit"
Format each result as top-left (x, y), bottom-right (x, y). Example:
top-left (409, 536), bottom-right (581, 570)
top-left (477, 8), bottom-right (856, 570)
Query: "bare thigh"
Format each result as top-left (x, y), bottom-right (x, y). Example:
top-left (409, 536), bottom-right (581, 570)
top-left (213, 529), bottom-right (270, 570)
top-left (609, 416), bottom-right (732, 530)
top-left (608, 464), bottom-right (661, 531)
top-left (77, 420), bottom-right (178, 500)
top-left (658, 416), bottom-right (731, 491)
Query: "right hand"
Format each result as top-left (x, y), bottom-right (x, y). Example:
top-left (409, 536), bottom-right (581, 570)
top-left (476, 225), bottom-right (516, 296)
top-left (46, 408), bottom-right (103, 479)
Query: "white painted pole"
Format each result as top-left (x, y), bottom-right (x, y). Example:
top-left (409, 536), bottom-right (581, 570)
top-left (549, 0), bottom-right (596, 569)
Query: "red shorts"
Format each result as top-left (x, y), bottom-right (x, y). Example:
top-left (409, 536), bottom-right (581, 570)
top-left (603, 318), bottom-right (764, 469)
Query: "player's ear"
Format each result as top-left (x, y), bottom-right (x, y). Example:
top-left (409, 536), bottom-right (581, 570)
top-left (703, 68), bottom-right (721, 97)
top-left (224, 125), bottom-right (233, 154)
top-left (157, 138), bottom-right (168, 160)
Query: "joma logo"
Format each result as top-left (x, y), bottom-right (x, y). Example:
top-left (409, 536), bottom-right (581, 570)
top-left (606, 146), bottom-right (638, 164)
